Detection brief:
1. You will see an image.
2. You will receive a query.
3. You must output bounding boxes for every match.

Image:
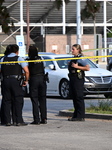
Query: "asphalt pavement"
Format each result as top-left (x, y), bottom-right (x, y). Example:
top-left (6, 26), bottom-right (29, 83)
top-left (0, 61), bottom-right (111, 150)
top-left (0, 96), bottom-right (112, 150)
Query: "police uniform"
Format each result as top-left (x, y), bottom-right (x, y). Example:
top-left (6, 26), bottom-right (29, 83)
top-left (28, 56), bottom-right (47, 124)
top-left (0, 53), bottom-right (27, 125)
top-left (68, 55), bottom-right (88, 119)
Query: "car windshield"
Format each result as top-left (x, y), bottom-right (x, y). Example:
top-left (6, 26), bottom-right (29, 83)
top-left (55, 57), bottom-right (98, 69)
top-left (55, 57), bottom-right (71, 69)
top-left (86, 59), bottom-right (98, 68)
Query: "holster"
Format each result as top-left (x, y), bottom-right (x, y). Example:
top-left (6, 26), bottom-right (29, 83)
top-left (19, 76), bottom-right (25, 86)
top-left (44, 72), bottom-right (49, 83)
top-left (77, 71), bottom-right (83, 79)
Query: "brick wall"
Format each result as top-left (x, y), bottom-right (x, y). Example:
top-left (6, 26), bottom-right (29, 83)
top-left (46, 34), bottom-right (95, 57)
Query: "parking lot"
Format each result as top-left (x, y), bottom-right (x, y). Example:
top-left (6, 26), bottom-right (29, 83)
top-left (0, 55), bottom-right (111, 150)
top-left (0, 95), bottom-right (112, 150)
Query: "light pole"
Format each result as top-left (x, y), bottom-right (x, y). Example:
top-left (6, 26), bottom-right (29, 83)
top-left (76, 0), bottom-right (81, 45)
top-left (20, 0), bottom-right (23, 36)
top-left (26, 0), bottom-right (30, 52)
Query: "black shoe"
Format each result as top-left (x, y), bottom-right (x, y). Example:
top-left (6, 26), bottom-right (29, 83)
top-left (30, 121), bottom-right (40, 125)
top-left (68, 118), bottom-right (85, 121)
top-left (16, 122), bottom-right (28, 126)
top-left (6, 123), bottom-right (11, 126)
top-left (13, 122), bottom-right (17, 126)
top-left (1, 122), bottom-right (6, 125)
top-left (40, 119), bottom-right (47, 124)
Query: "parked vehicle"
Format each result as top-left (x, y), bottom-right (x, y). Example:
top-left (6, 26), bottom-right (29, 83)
top-left (25, 54), bottom-right (112, 99)
top-left (107, 51), bottom-right (112, 71)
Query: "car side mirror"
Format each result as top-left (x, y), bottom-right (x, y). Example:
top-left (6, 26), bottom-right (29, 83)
top-left (95, 64), bottom-right (99, 68)
top-left (48, 64), bottom-right (55, 70)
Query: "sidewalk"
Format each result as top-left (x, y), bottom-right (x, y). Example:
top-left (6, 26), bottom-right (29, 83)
top-left (59, 110), bottom-right (112, 120)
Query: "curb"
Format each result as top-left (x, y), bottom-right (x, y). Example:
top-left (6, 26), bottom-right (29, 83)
top-left (59, 110), bottom-right (112, 120)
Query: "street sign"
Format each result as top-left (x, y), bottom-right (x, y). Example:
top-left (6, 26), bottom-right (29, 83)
top-left (16, 35), bottom-right (26, 57)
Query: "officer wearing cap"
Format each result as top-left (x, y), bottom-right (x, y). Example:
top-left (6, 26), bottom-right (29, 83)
top-left (0, 44), bottom-right (29, 126)
top-left (68, 44), bottom-right (90, 121)
top-left (28, 45), bottom-right (47, 125)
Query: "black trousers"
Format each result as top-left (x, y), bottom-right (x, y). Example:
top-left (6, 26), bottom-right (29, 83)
top-left (69, 75), bottom-right (85, 118)
top-left (29, 75), bottom-right (47, 122)
top-left (2, 78), bottom-right (24, 124)
top-left (0, 81), bottom-right (16, 124)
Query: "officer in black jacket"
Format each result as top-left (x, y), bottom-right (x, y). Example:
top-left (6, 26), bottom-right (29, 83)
top-left (28, 45), bottom-right (47, 125)
top-left (0, 45), bottom-right (16, 125)
top-left (0, 44), bottom-right (29, 126)
top-left (68, 44), bottom-right (90, 121)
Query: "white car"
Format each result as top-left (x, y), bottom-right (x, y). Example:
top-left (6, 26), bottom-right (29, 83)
top-left (25, 54), bottom-right (112, 99)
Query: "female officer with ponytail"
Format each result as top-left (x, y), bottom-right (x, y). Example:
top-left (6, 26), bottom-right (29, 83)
top-left (68, 44), bottom-right (90, 121)
top-left (28, 45), bottom-right (47, 125)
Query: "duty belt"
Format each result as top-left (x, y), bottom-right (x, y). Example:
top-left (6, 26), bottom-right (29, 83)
top-left (68, 73), bottom-right (77, 78)
top-left (31, 74), bottom-right (44, 76)
top-left (4, 75), bottom-right (21, 79)
top-left (69, 73), bottom-right (77, 75)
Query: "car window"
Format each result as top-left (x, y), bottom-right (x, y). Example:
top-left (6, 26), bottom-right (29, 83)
top-left (55, 57), bottom-right (71, 69)
top-left (57, 60), bottom-right (70, 69)
top-left (55, 57), bottom-right (98, 69)
top-left (107, 51), bottom-right (112, 63)
top-left (42, 56), bottom-right (97, 69)
top-left (42, 56), bottom-right (54, 69)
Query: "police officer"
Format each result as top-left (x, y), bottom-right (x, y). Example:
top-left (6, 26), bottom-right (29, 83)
top-left (28, 45), bottom-right (47, 125)
top-left (0, 44), bottom-right (29, 126)
top-left (0, 45), bottom-right (16, 125)
top-left (68, 44), bottom-right (90, 121)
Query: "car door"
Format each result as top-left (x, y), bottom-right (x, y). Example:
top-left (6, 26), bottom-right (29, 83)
top-left (42, 56), bottom-right (59, 93)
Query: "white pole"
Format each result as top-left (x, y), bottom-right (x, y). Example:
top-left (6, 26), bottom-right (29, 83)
top-left (20, 0), bottom-right (24, 35)
top-left (26, 0), bottom-right (30, 51)
top-left (62, 0), bottom-right (66, 34)
top-left (104, 0), bottom-right (107, 62)
top-left (76, 0), bottom-right (81, 44)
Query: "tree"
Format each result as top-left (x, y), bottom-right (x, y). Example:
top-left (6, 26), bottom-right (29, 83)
top-left (81, 0), bottom-right (101, 63)
top-left (0, 0), bottom-right (69, 33)
top-left (0, 0), bottom-right (13, 33)
top-left (55, 0), bottom-right (70, 10)
top-left (107, 28), bottom-right (112, 38)
top-left (81, 0), bottom-right (100, 35)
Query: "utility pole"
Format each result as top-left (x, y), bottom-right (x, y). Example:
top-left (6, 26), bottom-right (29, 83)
top-left (20, 0), bottom-right (23, 36)
top-left (76, 0), bottom-right (81, 45)
top-left (26, 0), bottom-right (30, 52)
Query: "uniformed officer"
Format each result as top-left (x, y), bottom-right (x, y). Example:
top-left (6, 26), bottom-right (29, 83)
top-left (28, 45), bottom-right (47, 125)
top-left (68, 44), bottom-right (90, 121)
top-left (0, 44), bottom-right (29, 126)
top-left (0, 45), bottom-right (16, 125)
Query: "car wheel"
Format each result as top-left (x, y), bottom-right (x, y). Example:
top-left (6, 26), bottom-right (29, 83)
top-left (104, 93), bottom-right (112, 98)
top-left (59, 79), bottom-right (70, 99)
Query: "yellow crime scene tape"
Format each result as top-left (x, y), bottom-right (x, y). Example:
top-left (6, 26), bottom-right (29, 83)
top-left (0, 55), bottom-right (112, 64)
top-left (82, 47), bottom-right (110, 52)
top-left (0, 47), bottom-right (111, 64)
